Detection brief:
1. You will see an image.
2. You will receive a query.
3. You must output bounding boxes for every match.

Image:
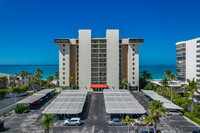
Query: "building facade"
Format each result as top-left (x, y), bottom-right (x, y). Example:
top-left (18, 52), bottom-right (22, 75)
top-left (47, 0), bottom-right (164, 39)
top-left (176, 37), bottom-right (200, 82)
top-left (55, 29), bottom-right (143, 91)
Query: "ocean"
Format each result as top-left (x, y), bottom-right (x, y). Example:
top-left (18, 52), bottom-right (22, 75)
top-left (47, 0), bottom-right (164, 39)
top-left (0, 65), bottom-right (176, 79)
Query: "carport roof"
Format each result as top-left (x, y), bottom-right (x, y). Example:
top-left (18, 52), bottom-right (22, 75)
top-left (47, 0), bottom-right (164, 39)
top-left (103, 90), bottom-right (146, 114)
top-left (17, 89), bottom-right (55, 104)
top-left (142, 90), bottom-right (183, 110)
top-left (42, 90), bottom-right (87, 114)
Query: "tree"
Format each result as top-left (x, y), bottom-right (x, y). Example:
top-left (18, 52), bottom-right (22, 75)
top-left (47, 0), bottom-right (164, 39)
top-left (121, 115), bottom-right (135, 133)
top-left (164, 70), bottom-right (173, 80)
top-left (30, 77), bottom-right (37, 91)
top-left (122, 78), bottom-right (128, 89)
top-left (139, 70), bottom-right (152, 89)
top-left (19, 71), bottom-right (27, 79)
top-left (159, 78), bottom-right (169, 97)
top-left (35, 69), bottom-right (43, 89)
top-left (0, 76), bottom-right (8, 89)
top-left (192, 105), bottom-right (200, 118)
top-left (47, 76), bottom-right (54, 84)
top-left (69, 76), bottom-right (74, 88)
top-left (142, 115), bottom-right (154, 133)
top-left (182, 78), bottom-right (199, 113)
top-left (55, 71), bottom-right (59, 86)
top-left (37, 114), bottom-right (57, 133)
top-left (145, 83), bottom-right (157, 91)
top-left (9, 81), bottom-right (16, 89)
top-left (148, 100), bottom-right (166, 133)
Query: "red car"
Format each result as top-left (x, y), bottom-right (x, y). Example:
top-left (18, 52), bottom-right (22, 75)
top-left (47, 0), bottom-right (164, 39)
top-left (30, 101), bottom-right (41, 105)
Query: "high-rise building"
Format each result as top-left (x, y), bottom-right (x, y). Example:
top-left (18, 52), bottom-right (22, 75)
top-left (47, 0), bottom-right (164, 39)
top-left (176, 37), bottom-right (200, 82)
top-left (55, 29), bottom-right (143, 91)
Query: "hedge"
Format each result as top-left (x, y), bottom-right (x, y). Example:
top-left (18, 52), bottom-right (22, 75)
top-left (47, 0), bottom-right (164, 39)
top-left (184, 112), bottom-right (200, 125)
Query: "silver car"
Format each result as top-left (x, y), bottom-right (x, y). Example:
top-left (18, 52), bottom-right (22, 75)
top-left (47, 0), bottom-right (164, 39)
top-left (64, 118), bottom-right (83, 126)
top-left (108, 118), bottom-right (126, 126)
top-left (167, 110), bottom-right (182, 116)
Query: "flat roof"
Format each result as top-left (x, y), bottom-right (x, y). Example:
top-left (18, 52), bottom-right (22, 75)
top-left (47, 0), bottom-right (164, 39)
top-left (42, 90), bottom-right (87, 114)
top-left (103, 90), bottom-right (146, 114)
top-left (0, 73), bottom-right (11, 77)
top-left (17, 89), bottom-right (55, 104)
top-left (142, 90), bottom-right (183, 110)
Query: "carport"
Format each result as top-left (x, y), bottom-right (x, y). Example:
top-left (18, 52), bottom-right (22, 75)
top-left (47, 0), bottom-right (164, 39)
top-left (17, 89), bottom-right (55, 104)
top-left (42, 90), bottom-right (87, 118)
top-left (103, 90), bottom-right (146, 119)
top-left (142, 90), bottom-right (183, 110)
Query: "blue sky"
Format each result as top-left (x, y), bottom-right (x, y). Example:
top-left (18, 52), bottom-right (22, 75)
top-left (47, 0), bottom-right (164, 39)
top-left (0, 0), bottom-right (200, 65)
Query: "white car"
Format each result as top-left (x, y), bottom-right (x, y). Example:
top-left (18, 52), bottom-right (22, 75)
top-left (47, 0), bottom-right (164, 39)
top-left (167, 110), bottom-right (182, 116)
top-left (64, 118), bottom-right (83, 126)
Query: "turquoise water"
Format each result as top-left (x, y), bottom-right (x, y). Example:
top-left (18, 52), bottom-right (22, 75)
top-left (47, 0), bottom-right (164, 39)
top-left (0, 65), bottom-right (176, 79)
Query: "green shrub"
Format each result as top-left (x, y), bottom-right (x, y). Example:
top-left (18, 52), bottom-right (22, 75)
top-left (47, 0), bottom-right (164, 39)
top-left (192, 105), bottom-right (200, 118)
top-left (183, 93), bottom-right (189, 98)
top-left (184, 112), bottom-right (200, 125)
top-left (14, 104), bottom-right (29, 114)
top-left (145, 82), bottom-right (157, 91)
top-left (13, 86), bottom-right (28, 93)
top-left (0, 90), bottom-right (6, 98)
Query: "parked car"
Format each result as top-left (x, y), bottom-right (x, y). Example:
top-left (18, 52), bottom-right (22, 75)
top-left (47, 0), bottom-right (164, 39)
top-left (108, 118), bottom-right (126, 126)
top-left (64, 118), bottom-right (83, 126)
top-left (30, 101), bottom-right (41, 105)
top-left (140, 128), bottom-right (161, 133)
top-left (166, 110), bottom-right (182, 116)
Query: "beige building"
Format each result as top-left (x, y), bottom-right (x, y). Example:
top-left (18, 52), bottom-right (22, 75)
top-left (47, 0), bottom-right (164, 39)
top-left (55, 29), bottom-right (143, 91)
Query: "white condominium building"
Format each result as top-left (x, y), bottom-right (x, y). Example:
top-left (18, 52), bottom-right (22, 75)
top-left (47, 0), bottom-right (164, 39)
top-left (176, 37), bottom-right (200, 82)
top-left (55, 29), bottom-right (143, 91)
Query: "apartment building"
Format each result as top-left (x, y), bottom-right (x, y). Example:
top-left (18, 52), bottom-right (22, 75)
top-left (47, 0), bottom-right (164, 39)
top-left (8, 73), bottom-right (34, 88)
top-left (55, 29), bottom-right (143, 91)
top-left (176, 37), bottom-right (200, 82)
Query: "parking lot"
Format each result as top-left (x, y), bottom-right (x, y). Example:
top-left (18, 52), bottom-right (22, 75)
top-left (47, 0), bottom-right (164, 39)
top-left (1, 92), bottom-right (200, 133)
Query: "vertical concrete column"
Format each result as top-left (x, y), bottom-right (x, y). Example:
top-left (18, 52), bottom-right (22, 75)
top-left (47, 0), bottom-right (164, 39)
top-left (78, 30), bottom-right (91, 90)
top-left (59, 44), bottom-right (70, 86)
top-left (106, 30), bottom-right (119, 89)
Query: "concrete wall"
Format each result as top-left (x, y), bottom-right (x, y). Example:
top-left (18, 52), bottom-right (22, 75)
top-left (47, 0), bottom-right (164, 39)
top-left (106, 30), bottom-right (119, 89)
top-left (78, 30), bottom-right (91, 90)
top-left (59, 44), bottom-right (70, 86)
top-left (185, 38), bottom-right (198, 81)
top-left (128, 44), bottom-right (139, 88)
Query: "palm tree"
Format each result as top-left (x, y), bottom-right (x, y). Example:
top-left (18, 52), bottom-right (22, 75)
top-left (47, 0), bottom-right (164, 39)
top-left (182, 78), bottom-right (199, 113)
top-left (19, 70), bottom-right (27, 79)
top-left (36, 114), bottom-right (57, 133)
top-left (122, 78), bottom-right (128, 89)
top-left (159, 78), bottom-right (169, 97)
top-left (148, 100), bottom-right (166, 133)
top-left (35, 69), bottom-right (43, 88)
top-left (55, 71), bottom-right (59, 86)
top-left (164, 70), bottom-right (172, 80)
top-left (47, 76), bottom-right (54, 83)
top-left (9, 81), bottom-right (16, 89)
top-left (140, 70), bottom-right (152, 90)
top-left (69, 76), bottom-right (74, 89)
top-left (121, 115), bottom-right (135, 133)
top-left (142, 115), bottom-right (154, 133)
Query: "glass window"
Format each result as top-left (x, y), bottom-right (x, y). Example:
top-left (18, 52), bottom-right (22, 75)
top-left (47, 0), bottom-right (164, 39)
top-left (133, 53), bottom-right (135, 56)
top-left (63, 67), bottom-right (65, 70)
top-left (133, 72), bottom-right (135, 75)
top-left (63, 63), bottom-right (65, 65)
top-left (63, 77), bottom-right (65, 79)
top-left (63, 54), bottom-right (65, 56)
top-left (63, 72), bottom-right (65, 75)
top-left (133, 63), bottom-right (135, 65)
top-left (133, 58), bottom-right (134, 60)
top-left (63, 49), bottom-right (65, 51)
top-left (197, 40), bottom-right (200, 43)
top-left (133, 77), bottom-right (135, 79)
top-left (63, 58), bottom-right (65, 61)
top-left (63, 44), bottom-right (65, 47)
top-left (133, 67), bottom-right (135, 70)
top-left (132, 81), bottom-right (135, 84)
top-left (63, 81), bottom-right (65, 84)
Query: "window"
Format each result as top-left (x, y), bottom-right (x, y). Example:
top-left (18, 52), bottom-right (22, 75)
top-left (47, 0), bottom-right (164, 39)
top-left (63, 77), bottom-right (65, 80)
top-left (133, 67), bottom-right (135, 70)
top-left (133, 63), bottom-right (135, 65)
top-left (63, 58), bottom-right (65, 61)
top-left (63, 81), bottom-right (65, 84)
top-left (63, 67), bottom-right (65, 70)
top-left (133, 58), bottom-right (134, 60)
top-left (63, 63), bottom-right (65, 65)
top-left (63, 72), bottom-right (65, 75)
top-left (63, 49), bottom-right (65, 52)
top-left (133, 77), bottom-right (135, 79)
top-left (63, 54), bottom-right (65, 56)
top-left (132, 49), bottom-right (135, 51)
top-left (132, 81), bottom-right (135, 84)
top-left (63, 44), bottom-right (65, 47)
top-left (133, 72), bottom-right (135, 75)
top-left (133, 53), bottom-right (135, 56)
top-left (197, 40), bottom-right (200, 43)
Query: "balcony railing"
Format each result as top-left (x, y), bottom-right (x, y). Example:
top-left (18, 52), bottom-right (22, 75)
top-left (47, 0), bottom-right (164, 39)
top-left (55, 39), bottom-right (70, 43)
top-left (129, 38), bottom-right (143, 44)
